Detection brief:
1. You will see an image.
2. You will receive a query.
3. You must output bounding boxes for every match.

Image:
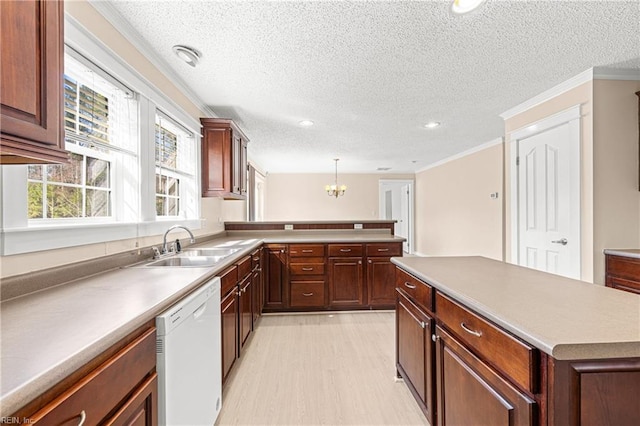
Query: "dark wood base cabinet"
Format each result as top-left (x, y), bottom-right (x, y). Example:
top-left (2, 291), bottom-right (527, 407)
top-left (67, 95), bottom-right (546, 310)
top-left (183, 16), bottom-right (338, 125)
top-left (435, 326), bottom-right (536, 426)
top-left (396, 291), bottom-right (435, 424)
top-left (396, 264), bottom-right (640, 426)
top-left (549, 358), bottom-right (640, 426)
top-left (221, 285), bottom-right (239, 384)
top-left (21, 327), bottom-right (157, 425)
top-left (605, 254), bottom-right (640, 295)
top-left (264, 242), bottom-right (402, 312)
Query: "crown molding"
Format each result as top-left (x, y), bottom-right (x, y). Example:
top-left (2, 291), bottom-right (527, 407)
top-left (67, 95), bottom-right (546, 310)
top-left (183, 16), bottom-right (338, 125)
top-left (593, 66), bottom-right (640, 81)
top-left (88, 0), bottom-right (218, 118)
top-left (500, 68), bottom-right (594, 120)
top-left (500, 66), bottom-right (640, 120)
top-left (416, 137), bottom-right (504, 174)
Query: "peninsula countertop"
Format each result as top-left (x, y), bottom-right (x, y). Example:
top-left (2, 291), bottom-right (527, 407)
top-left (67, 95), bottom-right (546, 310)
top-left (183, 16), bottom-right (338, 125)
top-left (392, 256), bottom-right (640, 361)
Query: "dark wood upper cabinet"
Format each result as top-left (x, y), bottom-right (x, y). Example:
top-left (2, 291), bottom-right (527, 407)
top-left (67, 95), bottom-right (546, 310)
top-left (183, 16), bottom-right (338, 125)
top-left (0, 0), bottom-right (68, 164)
top-left (200, 118), bottom-right (249, 199)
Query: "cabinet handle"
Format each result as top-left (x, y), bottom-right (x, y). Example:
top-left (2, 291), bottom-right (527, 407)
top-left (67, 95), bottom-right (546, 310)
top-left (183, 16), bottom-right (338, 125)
top-left (77, 410), bottom-right (87, 426)
top-left (302, 292), bottom-right (314, 297)
top-left (302, 267), bottom-right (314, 271)
top-left (404, 282), bottom-right (417, 290)
top-left (358, 260), bottom-right (362, 264)
top-left (377, 248), bottom-right (390, 252)
top-left (280, 249), bottom-right (285, 253)
top-left (368, 259), bottom-right (372, 264)
top-left (302, 249), bottom-right (313, 253)
top-left (460, 322), bottom-right (482, 337)
top-left (253, 257), bottom-right (260, 261)
top-left (340, 248), bottom-right (352, 252)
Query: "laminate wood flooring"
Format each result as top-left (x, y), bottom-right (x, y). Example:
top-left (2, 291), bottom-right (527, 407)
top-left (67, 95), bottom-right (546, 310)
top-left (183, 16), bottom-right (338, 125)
top-left (216, 312), bottom-right (428, 426)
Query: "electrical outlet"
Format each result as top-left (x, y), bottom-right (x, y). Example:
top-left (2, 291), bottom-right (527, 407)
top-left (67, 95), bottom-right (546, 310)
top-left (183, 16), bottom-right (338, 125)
top-left (354, 223), bottom-right (363, 229)
top-left (284, 224), bottom-right (293, 230)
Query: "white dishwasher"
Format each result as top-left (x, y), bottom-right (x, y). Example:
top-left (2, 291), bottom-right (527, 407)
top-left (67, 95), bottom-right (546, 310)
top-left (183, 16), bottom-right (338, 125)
top-left (156, 277), bottom-right (221, 426)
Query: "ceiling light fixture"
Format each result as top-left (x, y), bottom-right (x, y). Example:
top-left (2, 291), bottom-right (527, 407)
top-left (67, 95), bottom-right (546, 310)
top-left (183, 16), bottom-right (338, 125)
top-left (298, 120), bottom-right (314, 127)
top-left (451, 0), bottom-right (486, 15)
top-left (424, 121), bottom-right (441, 129)
top-left (325, 158), bottom-right (347, 198)
top-left (172, 45), bottom-right (201, 67)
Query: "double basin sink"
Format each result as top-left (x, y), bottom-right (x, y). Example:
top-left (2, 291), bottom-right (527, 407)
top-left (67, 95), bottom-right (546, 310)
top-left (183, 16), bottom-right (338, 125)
top-left (142, 247), bottom-right (241, 268)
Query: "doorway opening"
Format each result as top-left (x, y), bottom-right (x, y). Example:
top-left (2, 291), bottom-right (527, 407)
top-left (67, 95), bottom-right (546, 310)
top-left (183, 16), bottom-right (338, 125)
top-left (379, 179), bottom-right (414, 254)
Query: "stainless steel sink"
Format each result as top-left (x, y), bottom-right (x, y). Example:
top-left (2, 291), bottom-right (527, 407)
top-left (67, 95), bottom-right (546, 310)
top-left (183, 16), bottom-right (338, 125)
top-left (180, 247), bottom-right (241, 257)
top-left (144, 256), bottom-right (225, 267)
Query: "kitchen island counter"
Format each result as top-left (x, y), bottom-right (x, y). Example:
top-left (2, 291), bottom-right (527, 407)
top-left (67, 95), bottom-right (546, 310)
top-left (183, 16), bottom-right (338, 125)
top-left (392, 256), bottom-right (640, 360)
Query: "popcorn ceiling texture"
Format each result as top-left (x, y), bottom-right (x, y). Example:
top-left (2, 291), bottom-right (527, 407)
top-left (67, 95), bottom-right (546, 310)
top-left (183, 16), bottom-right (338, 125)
top-left (108, 0), bottom-right (640, 173)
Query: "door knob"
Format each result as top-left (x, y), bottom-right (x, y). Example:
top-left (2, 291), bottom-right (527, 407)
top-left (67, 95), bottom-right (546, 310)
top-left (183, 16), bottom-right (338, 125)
top-left (551, 238), bottom-right (568, 245)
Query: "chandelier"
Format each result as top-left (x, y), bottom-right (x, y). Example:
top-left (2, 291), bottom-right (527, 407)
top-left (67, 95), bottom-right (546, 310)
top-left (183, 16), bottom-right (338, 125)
top-left (325, 158), bottom-right (347, 198)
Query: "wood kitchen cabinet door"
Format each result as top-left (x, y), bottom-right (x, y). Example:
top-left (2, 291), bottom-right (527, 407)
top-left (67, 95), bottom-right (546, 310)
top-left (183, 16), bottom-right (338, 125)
top-left (239, 275), bottom-right (252, 351)
top-left (328, 257), bottom-right (364, 307)
top-left (0, 0), bottom-right (68, 164)
top-left (435, 325), bottom-right (535, 426)
top-left (367, 256), bottom-right (397, 308)
top-left (263, 244), bottom-right (288, 310)
top-left (221, 288), bottom-right (238, 385)
top-left (396, 291), bottom-right (434, 424)
top-left (200, 118), bottom-right (248, 199)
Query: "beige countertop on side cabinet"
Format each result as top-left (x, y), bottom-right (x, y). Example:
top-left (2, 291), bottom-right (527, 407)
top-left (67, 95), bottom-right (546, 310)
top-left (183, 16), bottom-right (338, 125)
top-left (603, 248), bottom-right (640, 259)
top-left (0, 231), bottom-right (403, 417)
top-left (392, 256), bottom-right (640, 361)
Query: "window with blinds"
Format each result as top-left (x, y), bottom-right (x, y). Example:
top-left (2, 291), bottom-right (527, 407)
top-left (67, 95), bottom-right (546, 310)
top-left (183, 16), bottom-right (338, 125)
top-left (28, 52), bottom-right (138, 220)
top-left (155, 113), bottom-right (197, 218)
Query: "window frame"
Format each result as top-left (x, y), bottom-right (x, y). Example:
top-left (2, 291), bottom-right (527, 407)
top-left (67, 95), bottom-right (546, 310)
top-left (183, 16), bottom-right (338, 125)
top-left (0, 15), bottom-right (202, 256)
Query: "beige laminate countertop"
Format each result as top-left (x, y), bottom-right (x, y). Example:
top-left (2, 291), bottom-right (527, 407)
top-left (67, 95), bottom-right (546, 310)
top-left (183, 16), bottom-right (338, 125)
top-left (0, 231), bottom-right (402, 416)
top-left (392, 256), bottom-right (640, 361)
top-left (603, 248), bottom-right (640, 259)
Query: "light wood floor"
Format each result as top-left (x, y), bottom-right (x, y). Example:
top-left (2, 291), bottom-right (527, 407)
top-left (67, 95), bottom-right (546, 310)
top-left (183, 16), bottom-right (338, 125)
top-left (216, 312), bottom-right (428, 426)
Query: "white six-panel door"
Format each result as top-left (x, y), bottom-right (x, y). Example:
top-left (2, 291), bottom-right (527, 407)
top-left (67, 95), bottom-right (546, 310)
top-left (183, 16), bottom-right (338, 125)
top-left (512, 106), bottom-right (581, 279)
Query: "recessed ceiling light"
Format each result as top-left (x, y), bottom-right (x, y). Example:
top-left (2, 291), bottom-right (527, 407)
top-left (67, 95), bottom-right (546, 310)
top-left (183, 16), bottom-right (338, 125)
top-left (451, 0), bottom-right (486, 15)
top-left (424, 122), bottom-right (441, 129)
top-left (298, 120), bottom-right (314, 127)
top-left (172, 45), bottom-right (200, 67)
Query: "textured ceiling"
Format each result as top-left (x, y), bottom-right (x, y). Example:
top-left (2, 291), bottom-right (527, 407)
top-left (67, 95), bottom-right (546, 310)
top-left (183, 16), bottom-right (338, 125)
top-left (103, 0), bottom-right (640, 173)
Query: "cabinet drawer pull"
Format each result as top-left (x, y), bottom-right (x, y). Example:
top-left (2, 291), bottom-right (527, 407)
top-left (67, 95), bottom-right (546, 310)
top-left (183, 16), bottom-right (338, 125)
top-left (77, 410), bottom-right (87, 426)
top-left (253, 257), bottom-right (260, 261)
top-left (460, 322), bottom-right (482, 337)
top-left (302, 292), bottom-right (314, 297)
top-left (302, 249), bottom-right (313, 253)
top-left (377, 248), bottom-right (390, 252)
top-left (302, 267), bottom-right (314, 271)
top-left (404, 282), bottom-right (417, 290)
top-left (340, 248), bottom-right (352, 252)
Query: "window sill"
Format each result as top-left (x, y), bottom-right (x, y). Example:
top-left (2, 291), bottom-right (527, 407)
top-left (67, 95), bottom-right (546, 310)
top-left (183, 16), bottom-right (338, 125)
top-left (1, 219), bottom-right (203, 256)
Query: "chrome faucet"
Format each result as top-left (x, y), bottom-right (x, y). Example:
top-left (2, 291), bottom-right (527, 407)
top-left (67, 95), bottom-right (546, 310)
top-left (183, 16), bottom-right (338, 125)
top-left (161, 225), bottom-right (196, 255)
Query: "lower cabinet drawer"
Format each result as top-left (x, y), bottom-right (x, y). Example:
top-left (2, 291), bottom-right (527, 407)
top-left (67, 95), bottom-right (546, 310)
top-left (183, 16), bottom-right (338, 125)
top-left (28, 327), bottom-right (157, 425)
top-left (395, 267), bottom-right (433, 312)
top-left (436, 293), bottom-right (538, 393)
top-left (290, 281), bottom-right (326, 307)
top-left (290, 263), bottom-right (325, 275)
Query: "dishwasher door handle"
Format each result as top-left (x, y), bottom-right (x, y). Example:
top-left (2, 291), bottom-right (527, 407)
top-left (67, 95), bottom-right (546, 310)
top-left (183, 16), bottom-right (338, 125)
top-left (193, 302), bottom-right (207, 319)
